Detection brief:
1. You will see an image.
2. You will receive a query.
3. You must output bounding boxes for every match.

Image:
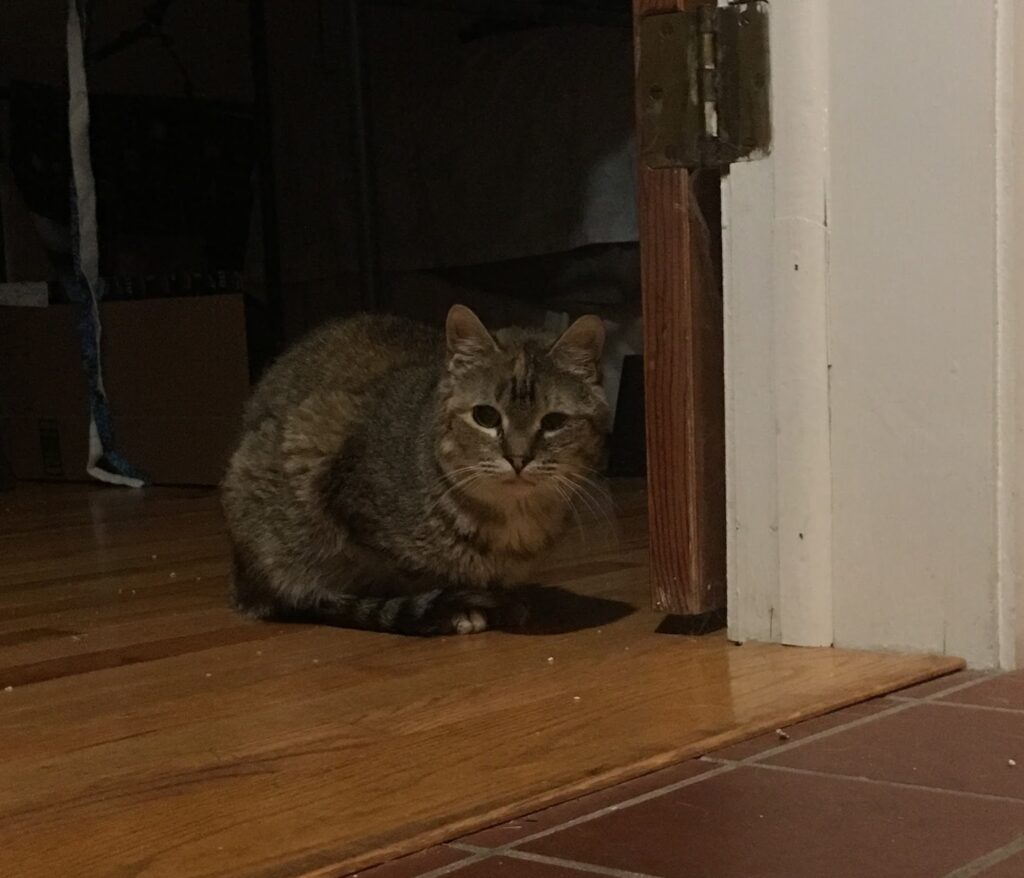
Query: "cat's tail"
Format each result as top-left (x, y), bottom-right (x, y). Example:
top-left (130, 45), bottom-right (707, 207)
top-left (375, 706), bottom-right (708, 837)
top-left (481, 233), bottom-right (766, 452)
top-left (295, 588), bottom-right (530, 636)
top-left (230, 546), bottom-right (527, 635)
top-left (238, 579), bottom-right (526, 636)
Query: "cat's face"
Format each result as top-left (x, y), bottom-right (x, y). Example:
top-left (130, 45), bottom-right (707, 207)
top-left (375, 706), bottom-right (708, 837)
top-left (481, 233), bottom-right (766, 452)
top-left (437, 306), bottom-right (610, 504)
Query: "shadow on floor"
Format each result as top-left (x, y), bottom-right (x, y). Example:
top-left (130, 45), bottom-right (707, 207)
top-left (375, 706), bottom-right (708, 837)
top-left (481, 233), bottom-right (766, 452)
top-left (655, 608), bottom-right (727, 636)
top-left (511, 584), bottom-right (636, 635)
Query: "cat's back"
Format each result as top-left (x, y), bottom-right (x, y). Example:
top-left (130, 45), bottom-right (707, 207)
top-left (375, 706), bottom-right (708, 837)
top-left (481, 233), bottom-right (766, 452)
top-left (244, 313), bottom-right (441, 428)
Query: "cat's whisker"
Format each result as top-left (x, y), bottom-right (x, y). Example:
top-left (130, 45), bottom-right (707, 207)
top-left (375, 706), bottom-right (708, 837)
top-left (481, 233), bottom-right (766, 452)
top-left (550, 476), bottom-right (587, 548)
top-left (427, 468), bottom-right (487, 516)
top-left (564, 473), bottom-right (620, 545)
top-left (577, 467), bottom-right (618, 506)
top-left (565, 487), bottom-right (590, 549)
top-left (573, 485), bottom-right (606, 530)
top-left (426, 463), bottom-right (490, 493)
top-left (580, 477), bottom-right (617, 518)
top-left (582, 485), bottom-right (619, 541)
top-left (422, 466), bottom-right (480, 500)
top-left (554, 473), bottom-right (601, 530)
top-left (570, 467), bottom-right (616, 507)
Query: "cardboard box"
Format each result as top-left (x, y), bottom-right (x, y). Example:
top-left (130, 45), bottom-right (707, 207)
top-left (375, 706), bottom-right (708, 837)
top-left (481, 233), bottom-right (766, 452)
top-left (0, 294), bottom-right (250, 485)
top-left (0, 163), bottom-right (56, 282)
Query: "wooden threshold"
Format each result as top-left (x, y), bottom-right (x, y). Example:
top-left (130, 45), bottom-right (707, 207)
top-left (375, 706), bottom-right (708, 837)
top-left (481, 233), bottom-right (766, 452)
top-left (0, 482), bottom-right (962, 878)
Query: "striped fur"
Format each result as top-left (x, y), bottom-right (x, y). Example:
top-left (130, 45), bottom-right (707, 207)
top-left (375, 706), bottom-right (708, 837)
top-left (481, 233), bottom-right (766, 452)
top-left (222, 307), bottom-right (607, 636)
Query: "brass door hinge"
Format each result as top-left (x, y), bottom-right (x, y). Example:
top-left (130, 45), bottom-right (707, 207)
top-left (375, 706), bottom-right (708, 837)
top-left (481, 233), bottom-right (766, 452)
top-left (638, 2), bottom-right (771, 169)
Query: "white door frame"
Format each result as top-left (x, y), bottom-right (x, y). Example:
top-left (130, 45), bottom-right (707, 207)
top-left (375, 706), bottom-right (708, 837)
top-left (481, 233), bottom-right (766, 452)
top-left (723, 0), bottom-right (1022, 669)
top-left (723, 0), bottom-right (833, 649)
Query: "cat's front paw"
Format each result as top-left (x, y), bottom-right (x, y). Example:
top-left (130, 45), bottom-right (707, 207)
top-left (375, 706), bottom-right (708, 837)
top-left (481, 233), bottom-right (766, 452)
top-left (425, 588), bottom-right (528, 635)
top-left (417, 588), bottom-right (498, 636)
top-left (451, 609), bottom-right (489, 635)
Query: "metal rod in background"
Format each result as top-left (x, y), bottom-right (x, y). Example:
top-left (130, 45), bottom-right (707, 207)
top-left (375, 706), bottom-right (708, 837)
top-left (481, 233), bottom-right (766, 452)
top-left (249, 0), bottom-right (286, 348)
top-left (346, 0), bottom-right (382, 311)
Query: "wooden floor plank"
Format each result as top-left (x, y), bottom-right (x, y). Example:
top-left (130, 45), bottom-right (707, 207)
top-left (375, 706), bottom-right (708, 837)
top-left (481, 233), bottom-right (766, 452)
top-left (0, 482), bottom-right (962, 878)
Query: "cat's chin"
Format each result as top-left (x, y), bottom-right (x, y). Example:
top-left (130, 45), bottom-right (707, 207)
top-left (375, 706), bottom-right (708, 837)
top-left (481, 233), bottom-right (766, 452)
top-left (470, 474), bottom-right (544, 504)
top-left (498, 476), bottom-right (539, 494)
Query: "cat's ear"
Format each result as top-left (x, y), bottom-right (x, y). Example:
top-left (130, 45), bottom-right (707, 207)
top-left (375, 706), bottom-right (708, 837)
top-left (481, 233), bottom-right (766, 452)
top-left (446, 304), bottom-right (497, 366)
top-left (550, 315), bottom-right (605, 383)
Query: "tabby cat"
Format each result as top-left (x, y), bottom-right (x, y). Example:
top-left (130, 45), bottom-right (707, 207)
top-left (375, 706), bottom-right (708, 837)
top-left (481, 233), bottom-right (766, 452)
top-left (221, 305), bottom-right (609, 636)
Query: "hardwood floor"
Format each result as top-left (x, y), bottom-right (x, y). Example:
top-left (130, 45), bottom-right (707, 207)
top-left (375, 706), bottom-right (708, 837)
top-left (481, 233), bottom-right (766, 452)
top-left (0, 482), bottom-right (961, 878)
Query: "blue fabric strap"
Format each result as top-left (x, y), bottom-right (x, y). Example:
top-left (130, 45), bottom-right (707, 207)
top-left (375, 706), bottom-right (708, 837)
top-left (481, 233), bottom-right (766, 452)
top-left (66, 0), bottom-right (146, 487)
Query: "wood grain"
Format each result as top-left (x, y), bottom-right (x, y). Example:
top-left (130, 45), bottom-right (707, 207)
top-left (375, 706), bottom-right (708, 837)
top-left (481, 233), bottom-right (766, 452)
top-left (0, 483), bottom-right (961, 878)
top-left (634, 0), bottom-right (726, 616)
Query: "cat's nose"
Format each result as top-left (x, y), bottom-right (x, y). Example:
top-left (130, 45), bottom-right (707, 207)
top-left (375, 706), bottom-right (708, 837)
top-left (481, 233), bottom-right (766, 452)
top-left (507, 455), bottom-right (532, 474)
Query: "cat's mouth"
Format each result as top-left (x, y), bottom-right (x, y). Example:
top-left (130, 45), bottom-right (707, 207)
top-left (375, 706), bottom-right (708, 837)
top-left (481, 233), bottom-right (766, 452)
top-left (501, 473), bottom-right (537, 487)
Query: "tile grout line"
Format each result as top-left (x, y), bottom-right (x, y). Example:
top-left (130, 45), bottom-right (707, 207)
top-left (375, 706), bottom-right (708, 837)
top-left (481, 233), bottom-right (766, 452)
top-left (400, 851), bottom-right (491, 878)
top-left (731, 701), bottom-right (919, 761)
top-left (452, 844), bottom-right (664, 878)
top-left (893, 674), bottom-right (995, 700)
top-left (726, 673), bottom-right (996, 765)
top-left (887, 695), bottom-right (1024, 716)
top-left (410, 766), bottom-right (737, 878)
top-left (415, 673), bottom-right (991, 876)
top-left (452, 763), bottom-right (738, 855)
top-left (940, 832), bottom-right (1024, 878)
top-left (702, 757), bottom-right (1024, 806)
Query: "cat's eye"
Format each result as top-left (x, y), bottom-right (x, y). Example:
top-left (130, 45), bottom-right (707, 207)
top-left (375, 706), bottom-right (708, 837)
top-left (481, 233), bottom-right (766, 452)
top-left (540, 412), bottom-right (569, 433)
top-left (472, 405), bottom-right (502, 429)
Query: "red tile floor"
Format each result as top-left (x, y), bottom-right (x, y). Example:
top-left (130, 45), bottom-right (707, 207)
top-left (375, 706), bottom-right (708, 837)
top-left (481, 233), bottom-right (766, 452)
top-left (351, 671), bottom-right (1024, 878)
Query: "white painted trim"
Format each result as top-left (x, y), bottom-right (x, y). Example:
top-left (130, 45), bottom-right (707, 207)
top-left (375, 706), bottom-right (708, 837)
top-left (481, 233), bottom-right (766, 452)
top-left (724, 162), bottom-right (779, 643)
top-left (727, 0), bottom-right (1022, 667)
top-left (770, 0), bottom-right (833, 647)
top-left (725, 0), bottom-right (833, 647)
top-left (999, 0), bottom-right (1020, 669)
top-left (722, 0), bottom-right (781, 644)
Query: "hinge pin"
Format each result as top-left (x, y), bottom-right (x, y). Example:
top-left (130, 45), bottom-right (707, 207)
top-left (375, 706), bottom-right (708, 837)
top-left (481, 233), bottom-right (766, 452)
top-left (638, 1), bottom-right (772, 169)
top-left (699, 5), bottom-right (719, 139)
